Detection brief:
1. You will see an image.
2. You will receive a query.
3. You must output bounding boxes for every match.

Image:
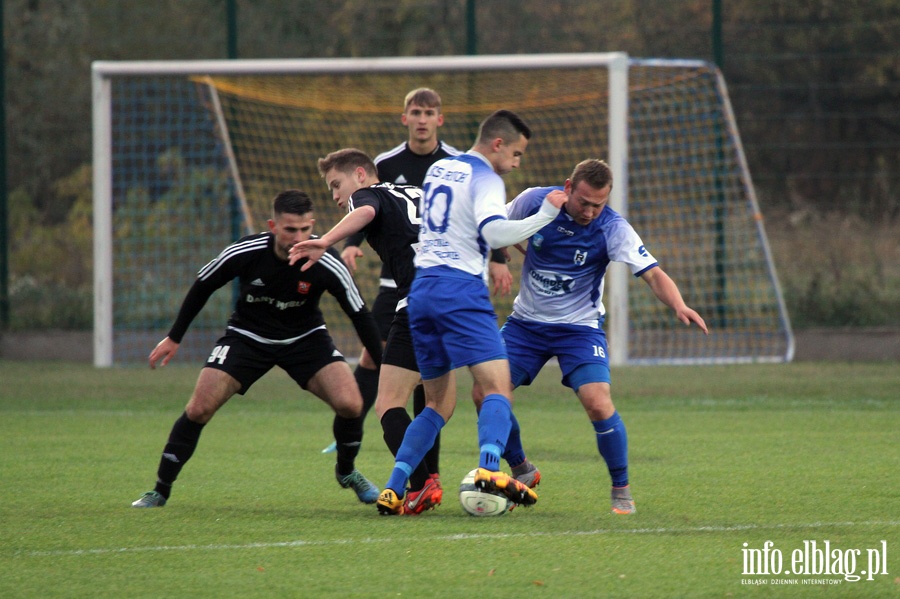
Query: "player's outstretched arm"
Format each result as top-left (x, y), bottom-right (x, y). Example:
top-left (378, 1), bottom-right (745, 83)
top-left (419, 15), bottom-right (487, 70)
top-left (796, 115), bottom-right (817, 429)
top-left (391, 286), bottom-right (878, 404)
top-left (289, 206), bottom-right (377, 270)
top-left (289, 239), bottom-right (328, 270)
top-left (149, 337), bottom-right (179, 369)
top-left (641, 267), bottom-right (709, 334)
top-left (482, 192), bottom-right (565, 249)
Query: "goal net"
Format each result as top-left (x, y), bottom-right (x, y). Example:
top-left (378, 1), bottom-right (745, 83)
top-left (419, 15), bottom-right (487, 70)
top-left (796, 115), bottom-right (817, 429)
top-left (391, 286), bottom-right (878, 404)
top-left (92, 53), bottom-right (793, 367)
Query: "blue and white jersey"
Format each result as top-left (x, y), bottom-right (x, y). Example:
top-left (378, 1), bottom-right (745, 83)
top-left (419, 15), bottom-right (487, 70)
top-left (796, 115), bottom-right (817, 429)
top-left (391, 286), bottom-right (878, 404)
top-left (415, 150), bottom-right (508, 278)
top-left (508, 186), bottom-right (658, 327)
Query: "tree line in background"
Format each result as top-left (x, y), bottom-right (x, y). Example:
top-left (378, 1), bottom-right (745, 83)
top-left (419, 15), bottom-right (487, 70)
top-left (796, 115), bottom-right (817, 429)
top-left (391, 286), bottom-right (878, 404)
top-left (4, 0), bottom-right (899, 329)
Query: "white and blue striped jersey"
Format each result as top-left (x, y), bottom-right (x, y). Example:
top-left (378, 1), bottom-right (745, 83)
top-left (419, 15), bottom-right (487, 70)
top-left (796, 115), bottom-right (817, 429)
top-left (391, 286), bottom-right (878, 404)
top-left (415, 151), bottom-right (508, 277)
top-left (508, 186), bottom-right (659, 327)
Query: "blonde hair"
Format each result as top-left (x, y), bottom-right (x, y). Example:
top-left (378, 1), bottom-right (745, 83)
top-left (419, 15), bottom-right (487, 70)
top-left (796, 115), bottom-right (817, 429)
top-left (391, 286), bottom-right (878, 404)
top-left (404, 88), bottom-right (442, 112)
top-left (570, 159), bottom-right (613, 191)
top-left (316, 148), bottom-right (377, 178)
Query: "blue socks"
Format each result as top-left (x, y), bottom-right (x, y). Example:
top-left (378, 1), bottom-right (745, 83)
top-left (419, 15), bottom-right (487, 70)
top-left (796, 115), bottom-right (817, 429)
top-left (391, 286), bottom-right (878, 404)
top-left (501, 411), bottom-right (526, 467)
top-left (593, 411), bottom-right (628, 487)
top-left (386, 407), bottom-right (444, 493)
top-left (478, 394), bottom-right (512, 471)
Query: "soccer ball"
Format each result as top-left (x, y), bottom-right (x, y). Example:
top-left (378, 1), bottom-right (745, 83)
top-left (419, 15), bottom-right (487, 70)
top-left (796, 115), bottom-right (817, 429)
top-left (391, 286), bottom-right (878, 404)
top-left (458, 469), bottom-right (510, 517)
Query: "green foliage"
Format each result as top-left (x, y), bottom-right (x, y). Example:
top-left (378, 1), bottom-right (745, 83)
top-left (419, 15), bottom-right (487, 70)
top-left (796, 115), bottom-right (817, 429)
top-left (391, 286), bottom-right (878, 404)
top-left (785, 272), bottom-right (900, 328)
top-left (1, 362), bottom-right (898, 597)
top-left (8, 166), bottom-right (93, 330)
top-left (767, 211), bottom-right (900, 328)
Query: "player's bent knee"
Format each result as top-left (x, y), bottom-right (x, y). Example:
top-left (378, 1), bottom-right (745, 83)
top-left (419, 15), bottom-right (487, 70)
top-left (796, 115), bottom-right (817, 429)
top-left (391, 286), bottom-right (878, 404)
top-left (374, 394), bottom-right (406, 420)
top-left (333, 403), bottom-right (362, 419)
top-left (184, 401), bottom-right (218, 424)
top-left (359, 351), bottom-right (379, 370)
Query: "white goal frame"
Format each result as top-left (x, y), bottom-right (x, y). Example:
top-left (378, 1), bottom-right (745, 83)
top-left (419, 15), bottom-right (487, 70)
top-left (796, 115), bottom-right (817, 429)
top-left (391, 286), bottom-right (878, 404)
top-left (93, 52), bottom-right (793, 368)
top-left (92, 53), bottom-right (630, 368)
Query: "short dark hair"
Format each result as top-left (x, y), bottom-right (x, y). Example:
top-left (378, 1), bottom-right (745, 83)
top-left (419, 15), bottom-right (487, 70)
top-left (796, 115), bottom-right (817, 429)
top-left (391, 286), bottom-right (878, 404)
top-left (317, 148), bottom-right (377, 178)
top-left (477, 109), bottom-right (532, 144)
top-left (272, 189), bottom-right (314, 217)
top-left (570, 159), bottom-right (613, 191)
top-left (404, 88), bottom-right (442, 111)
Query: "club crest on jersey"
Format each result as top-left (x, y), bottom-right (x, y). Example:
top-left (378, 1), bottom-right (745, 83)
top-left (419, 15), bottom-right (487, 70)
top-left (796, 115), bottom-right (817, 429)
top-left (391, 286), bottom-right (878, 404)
top-left (532, 233), bottom-right (544, 250)
top-left (297, 281), bottom-right (311, 294)
top-left (574, 249), bottom-right (588, 266)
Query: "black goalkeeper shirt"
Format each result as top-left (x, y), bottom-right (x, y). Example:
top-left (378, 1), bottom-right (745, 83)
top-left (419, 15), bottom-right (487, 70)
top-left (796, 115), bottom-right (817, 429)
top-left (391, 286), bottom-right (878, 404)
top-left (166, 232), bottom-right (382, 364)
top-left (374, 140), bottom-right (461, 188)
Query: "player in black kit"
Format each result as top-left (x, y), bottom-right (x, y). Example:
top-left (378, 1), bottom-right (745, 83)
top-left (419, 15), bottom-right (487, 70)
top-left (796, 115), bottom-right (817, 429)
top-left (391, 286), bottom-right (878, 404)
top-left (373, 88), bottom-right (461, 187)
top-left (131, 190), bottom-right (383, 508)
top-left (290, 148), bottom-right (443, 515)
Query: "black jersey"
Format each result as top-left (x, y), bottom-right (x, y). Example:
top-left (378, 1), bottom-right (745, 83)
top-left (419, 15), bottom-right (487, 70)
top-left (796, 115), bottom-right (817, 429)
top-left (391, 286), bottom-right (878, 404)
top-left (346, 141), bottom-right (460, 281)
top-left (347, 182), bottom-right (423, 300)
top-left (374, 140), bottom-right (461, 187)
top-left (166, 232), bottom-right (382, 362)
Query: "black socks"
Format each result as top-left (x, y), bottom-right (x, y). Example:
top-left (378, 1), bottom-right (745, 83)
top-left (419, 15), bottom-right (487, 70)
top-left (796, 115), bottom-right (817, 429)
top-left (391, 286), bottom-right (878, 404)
top-left (154, 411), bottom-right (206, 499)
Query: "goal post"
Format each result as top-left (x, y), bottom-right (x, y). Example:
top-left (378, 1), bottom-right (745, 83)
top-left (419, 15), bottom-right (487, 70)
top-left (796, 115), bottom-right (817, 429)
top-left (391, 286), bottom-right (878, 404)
top-left (92, 53), bottom-right (793, 367)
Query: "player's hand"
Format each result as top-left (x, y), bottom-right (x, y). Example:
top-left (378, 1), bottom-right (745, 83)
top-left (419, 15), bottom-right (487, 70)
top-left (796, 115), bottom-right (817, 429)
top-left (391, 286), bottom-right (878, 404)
top-left (149, 337), bottom-right (179, 369)
top-left (545, 189), bottom-right (568, 208)
top-left (289, 239), bottom-right (327, 270)
top-left (341, 245), bottom-right (364, 272)
top-left (489, 261), bottom-right (513, 296)
top-left (677, 307), bottom-right (709, 335)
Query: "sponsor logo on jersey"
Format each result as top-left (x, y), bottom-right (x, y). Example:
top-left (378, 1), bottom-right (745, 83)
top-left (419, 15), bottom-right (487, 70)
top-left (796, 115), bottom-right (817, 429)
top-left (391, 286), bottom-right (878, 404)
top-left (246, 295), bottom-right (304, 310)
top-left (557, 225), bottom-right (575, 236)
top-left (297, 281), bottom-right (311, 294)
top-left (574, 249), bottom-right (588, 266)
top-left (528, 269), bottom-right (575, 296)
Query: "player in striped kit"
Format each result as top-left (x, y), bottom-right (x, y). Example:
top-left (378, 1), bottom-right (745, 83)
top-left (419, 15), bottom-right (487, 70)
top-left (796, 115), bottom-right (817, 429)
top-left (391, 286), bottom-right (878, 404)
top-left (327, 90), bottom-right (512, 505)
top-left (482, 158), bottom-right (708, 514)
top-left (334, 89), bottom-right (463, 444)
top-left (320, 90), bottom-right (466, 502)
top-left (131, 190), bottom-right (383, 508)
top-left (377, 109), bottom-right (567, 514)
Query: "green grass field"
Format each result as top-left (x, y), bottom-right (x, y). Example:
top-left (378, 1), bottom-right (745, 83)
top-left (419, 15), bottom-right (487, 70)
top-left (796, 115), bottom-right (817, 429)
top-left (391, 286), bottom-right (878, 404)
top-left (1, 361), bottom-right (897, 598)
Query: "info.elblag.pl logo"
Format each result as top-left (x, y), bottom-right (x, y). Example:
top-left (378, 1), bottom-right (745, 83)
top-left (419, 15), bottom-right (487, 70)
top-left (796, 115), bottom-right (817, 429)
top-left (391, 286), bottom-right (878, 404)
top-left (741, 540), bottom-right (890, 585)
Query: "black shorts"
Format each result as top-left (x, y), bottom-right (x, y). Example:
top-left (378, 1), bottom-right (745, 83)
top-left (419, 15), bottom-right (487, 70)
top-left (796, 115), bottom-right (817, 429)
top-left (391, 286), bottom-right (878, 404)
top-left (383, 308), bottom-right (419, 372)
top-left (203, 328), bottom-right (345, 394)
top-left (372, 285), bottom-right (400, 340)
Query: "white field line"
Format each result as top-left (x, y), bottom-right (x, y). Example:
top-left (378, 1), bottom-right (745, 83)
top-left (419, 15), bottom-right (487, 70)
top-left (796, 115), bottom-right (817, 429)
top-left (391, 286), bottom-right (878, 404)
top-left (17, 520), bottom-right (899, 558)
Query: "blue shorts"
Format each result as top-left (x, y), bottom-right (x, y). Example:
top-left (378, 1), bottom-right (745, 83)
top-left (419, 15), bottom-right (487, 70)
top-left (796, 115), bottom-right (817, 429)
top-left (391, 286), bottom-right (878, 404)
top-left (408, 268), bottom-right (507, 380)
top-left (500, 317), bottom-right (611, 390)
